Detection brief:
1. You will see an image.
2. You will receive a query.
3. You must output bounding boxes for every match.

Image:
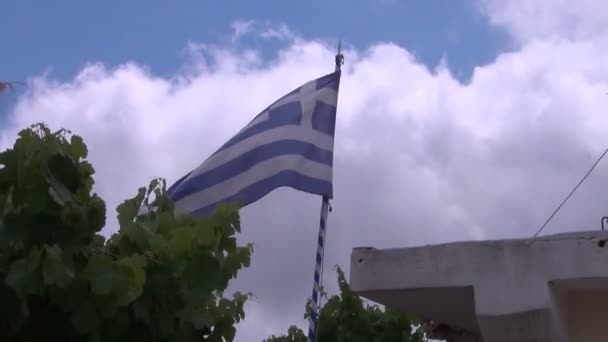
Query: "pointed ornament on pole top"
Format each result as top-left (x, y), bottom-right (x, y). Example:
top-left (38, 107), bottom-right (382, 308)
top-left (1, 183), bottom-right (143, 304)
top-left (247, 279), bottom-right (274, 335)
top-left (335, 40), bottom-right (345, 72)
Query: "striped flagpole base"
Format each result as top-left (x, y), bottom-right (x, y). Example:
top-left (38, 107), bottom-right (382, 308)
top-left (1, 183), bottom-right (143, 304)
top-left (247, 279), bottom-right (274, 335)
top-left (307, 197), bottom-right (330, 342)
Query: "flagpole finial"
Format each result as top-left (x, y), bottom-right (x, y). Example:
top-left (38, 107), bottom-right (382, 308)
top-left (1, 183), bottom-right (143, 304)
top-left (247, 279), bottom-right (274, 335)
top-left (335, 40), bottom-right (344, 72)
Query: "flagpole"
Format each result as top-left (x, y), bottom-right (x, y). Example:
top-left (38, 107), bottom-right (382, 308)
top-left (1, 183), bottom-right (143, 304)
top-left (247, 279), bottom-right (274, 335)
top-left (307, 41), bottom-right (344, 342)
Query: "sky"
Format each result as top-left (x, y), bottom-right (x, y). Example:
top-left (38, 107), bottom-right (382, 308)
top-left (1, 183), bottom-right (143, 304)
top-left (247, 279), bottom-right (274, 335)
top-left (2, 0), bottom-right (608, 340)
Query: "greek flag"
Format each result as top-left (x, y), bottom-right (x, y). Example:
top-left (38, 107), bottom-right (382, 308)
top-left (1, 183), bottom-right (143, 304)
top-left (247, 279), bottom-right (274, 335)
top-left (169, 70), bottom-right (342, 216)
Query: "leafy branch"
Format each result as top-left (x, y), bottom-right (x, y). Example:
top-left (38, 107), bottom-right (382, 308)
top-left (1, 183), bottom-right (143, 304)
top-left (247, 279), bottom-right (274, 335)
top-left (0, 123), bottom-right (253, 341)
top-left (266, 266), bottom-right (428, 342)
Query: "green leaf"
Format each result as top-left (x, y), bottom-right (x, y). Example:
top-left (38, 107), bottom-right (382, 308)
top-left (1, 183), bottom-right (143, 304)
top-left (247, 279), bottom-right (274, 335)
top-left (102, 310), bottom-right (130, 340)
top-left (133, 301), bottom-right (151, 324)
top-left (84, 254), bottom-right (122, 296)
top-left (3, 185), bottom-right (15, 215)
top-left (146, 178), bottom-right (159, 197)
top-left (45, 174), bottom-right (74, 205)
top-left (167, 227), bottom-right (195, 259)
top-left (189, 308), bottom-right (215, 329)
top-left (42, 245), bottom-right (74, 288)
top-left (78, 161), bottom-right (96, 193)
top-left (182, 254), bottom-right (222, 294)
top-left (27, 246), bottom-right (43, 270)
top-left (116, 187), bottom-right (146, 226)
top-left (148, 232), bottom-right (168, 257)
top-left (115, 255), bottom-right (146, 305)
top-left (224, 325), bottom-right (237, 342)
top-left (91, 234), bottom-right (106, 247)
top-left (48, 185), bottom-right (65, 206)
top-left (68, 134), bottom-right (88, 160)
top-left (47, 153), bottom-right (80, 194)
top-left (157, 314), bottom-right (175, 339)
top-left (93, 269), bottom-right (123, 296)
top-left (52, 279), bottom-right (89, 313)
top-left (220, 236), bottom-right (237, 253)
top-left (5, 252), bottom-right (44, 297)
top-left (196, 226), bottom-right (217, 247)
top-left (70, 300), bottom-right (99, 335)
top-left (123, 223), bottom-right (149, 249)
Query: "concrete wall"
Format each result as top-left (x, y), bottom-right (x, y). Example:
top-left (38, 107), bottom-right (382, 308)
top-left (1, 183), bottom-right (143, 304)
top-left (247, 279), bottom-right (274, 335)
top-left (350, 231), bottom-right (608, 342)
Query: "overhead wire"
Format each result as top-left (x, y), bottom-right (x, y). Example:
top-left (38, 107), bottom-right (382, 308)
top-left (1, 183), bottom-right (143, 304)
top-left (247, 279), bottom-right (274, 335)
top-left (534, 146), bottom-right (608, 237)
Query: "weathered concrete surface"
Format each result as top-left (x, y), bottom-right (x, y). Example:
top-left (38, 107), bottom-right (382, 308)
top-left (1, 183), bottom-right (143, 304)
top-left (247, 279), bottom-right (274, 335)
top-left (350, 231), bottom-right (608, 342)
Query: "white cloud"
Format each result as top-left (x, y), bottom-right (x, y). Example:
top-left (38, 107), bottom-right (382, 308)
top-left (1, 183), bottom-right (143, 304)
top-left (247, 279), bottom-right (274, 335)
top-left (4, 5), bottom-right (608, 340)
top-left (259, 23), bottom-right (297, 41)
top-left (231, 19), bottom-right (256, 43)
top-left (228, 19), bottom-right (301, 43)
top-left (479, 0), bottom-right (608, 42)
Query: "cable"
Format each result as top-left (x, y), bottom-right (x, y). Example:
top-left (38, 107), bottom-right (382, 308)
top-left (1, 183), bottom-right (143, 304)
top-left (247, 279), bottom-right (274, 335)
top-left (534, 146), bottom-right (608, 237)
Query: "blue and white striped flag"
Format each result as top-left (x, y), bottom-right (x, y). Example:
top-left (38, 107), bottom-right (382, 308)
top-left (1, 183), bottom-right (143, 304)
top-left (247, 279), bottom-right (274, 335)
top-left (169, 70), bottom-right (342, 216)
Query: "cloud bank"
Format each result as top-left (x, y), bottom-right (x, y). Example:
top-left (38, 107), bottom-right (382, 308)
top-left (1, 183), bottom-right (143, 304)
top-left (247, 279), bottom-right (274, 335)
top-left (3, 2), bottom-right (608, 340)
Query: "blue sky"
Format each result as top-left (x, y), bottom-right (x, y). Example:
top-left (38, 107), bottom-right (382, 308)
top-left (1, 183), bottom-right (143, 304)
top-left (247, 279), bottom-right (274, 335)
top-left (2, 0), bottom-right (510, 84)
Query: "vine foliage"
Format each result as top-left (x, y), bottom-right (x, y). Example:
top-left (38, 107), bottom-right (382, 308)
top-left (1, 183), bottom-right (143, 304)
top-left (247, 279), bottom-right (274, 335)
top-left (0, 123), bottom-right (253, 341)
top-left (265, 267), bottom-right (427, 342)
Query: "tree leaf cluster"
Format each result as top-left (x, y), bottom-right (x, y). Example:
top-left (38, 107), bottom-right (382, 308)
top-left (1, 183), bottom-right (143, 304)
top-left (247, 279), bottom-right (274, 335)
top-left (265, 266), bottom-right (428, 342)
top-left (0, 123), bottom-right (252, 341)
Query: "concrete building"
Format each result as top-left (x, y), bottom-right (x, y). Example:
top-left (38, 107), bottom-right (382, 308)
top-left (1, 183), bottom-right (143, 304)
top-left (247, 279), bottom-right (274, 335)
top-left (349, 230), bottom-right (608, 342)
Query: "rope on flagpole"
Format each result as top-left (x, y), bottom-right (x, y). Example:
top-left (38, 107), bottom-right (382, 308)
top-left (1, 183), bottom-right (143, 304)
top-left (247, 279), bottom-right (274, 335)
top-left (307, 197), bottom-right (331, 342)
top-left (307, 40), bottom-right (344, 342)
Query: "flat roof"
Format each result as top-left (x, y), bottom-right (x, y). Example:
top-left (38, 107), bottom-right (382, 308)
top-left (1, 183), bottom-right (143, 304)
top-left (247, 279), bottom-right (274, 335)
top-left (350, 230), bottom-right (608, 340)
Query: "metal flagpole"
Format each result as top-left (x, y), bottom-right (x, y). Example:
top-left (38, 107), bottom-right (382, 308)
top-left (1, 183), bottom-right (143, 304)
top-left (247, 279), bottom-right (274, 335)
top-left (307, 41), bottom-right (344, 342)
